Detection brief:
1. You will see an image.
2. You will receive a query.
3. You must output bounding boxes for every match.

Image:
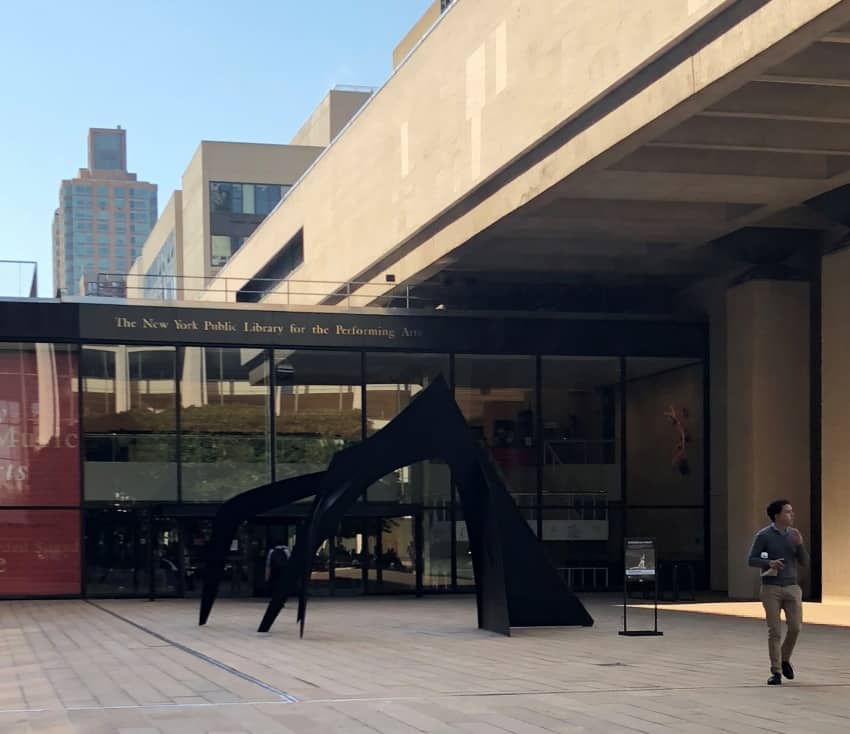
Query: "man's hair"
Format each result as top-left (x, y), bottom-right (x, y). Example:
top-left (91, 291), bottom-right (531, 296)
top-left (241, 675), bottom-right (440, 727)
top-left (767, 499), bottom-right (790, 521)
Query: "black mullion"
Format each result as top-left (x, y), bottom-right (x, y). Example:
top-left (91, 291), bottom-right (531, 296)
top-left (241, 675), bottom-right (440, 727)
top-left (449, 354), bottom-right (457, 589)
top-left (702, 339), bottom-right (711, 592)
top-left (268, 347), bottom-right (276, 484)
top-left (175, 347), bottom-right (182, 504)
top-left (536, 354), bottom-right (543, 539)
top-left (361, 351), bottom-right (367, 502)
top-left (810, 248), bottom-right (823, 601)
top-left (77, 344), bottom-right (86, 598)
top-left (619, 356), bottom-right (627, 582)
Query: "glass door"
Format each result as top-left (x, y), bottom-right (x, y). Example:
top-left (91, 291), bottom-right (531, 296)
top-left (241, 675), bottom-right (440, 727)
top-left (179, 518), bottom-right (255, 598)
top-left (152, 517), bottom-right (180, 596)
top-left (364, 514), bottom-right (420, 595)
top-left (84, 508), bottom-right (150, 596)
top-left (331, 518), bottom-right (366, 595)
top-left (378, 515), bottom-right (417, 593)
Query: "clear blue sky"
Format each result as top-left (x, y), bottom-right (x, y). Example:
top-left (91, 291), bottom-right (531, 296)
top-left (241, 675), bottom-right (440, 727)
top-left (0, 0), bottom-right (433, 297)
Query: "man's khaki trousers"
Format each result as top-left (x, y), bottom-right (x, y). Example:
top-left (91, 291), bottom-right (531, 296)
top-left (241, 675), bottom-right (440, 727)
top-left (759, 584), bottom-right (802, 673)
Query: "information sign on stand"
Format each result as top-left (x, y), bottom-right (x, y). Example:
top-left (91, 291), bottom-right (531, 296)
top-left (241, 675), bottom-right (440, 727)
top-left (619, 537), bottom-right (663, 636)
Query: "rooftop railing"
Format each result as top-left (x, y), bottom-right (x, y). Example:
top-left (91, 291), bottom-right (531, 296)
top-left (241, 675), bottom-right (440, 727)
top-left (0, 260), bottom-right (38, 298)
top-left (82, 272), bottom-right (433, 310)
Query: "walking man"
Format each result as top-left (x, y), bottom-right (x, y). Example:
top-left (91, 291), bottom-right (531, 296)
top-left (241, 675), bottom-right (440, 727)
top-left (747, 499), bottom-right (809, 685)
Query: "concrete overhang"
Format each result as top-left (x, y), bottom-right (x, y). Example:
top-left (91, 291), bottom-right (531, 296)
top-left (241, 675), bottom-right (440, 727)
top-left (206, 0), bottom-right (850, 308)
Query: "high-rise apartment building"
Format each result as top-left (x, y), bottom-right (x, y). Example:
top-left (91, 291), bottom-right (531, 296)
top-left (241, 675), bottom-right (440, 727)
top-left (52, 128), bottom-right (157, 296)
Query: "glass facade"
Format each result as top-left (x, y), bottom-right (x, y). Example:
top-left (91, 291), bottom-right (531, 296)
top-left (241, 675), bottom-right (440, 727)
top-left (0, 324), bottom-right (707, 598)
top-left (91, 130), bottom-right (124, 171)
top-left (274, 349), bottom-right (361, 479)
top-left (209, 182), bottom-right (291, 267)
top-left (144, 230), bottom-right (177, 300)
top-left (0, 343), bottom-right (80, 596)
top-left (180, 347), bottom-right (271, 501)
top-left (625, 358), bottom-right (706, 584)
top-left (82, 345), bottom-right (177, 502)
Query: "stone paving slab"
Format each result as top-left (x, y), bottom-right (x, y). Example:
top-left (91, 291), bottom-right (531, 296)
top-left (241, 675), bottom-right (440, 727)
top-left (0, 595), bottom-right (848, 732)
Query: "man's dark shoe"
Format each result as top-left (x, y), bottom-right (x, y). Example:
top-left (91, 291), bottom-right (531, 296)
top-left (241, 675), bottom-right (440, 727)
top-left (767, 673), bottom-right (782, 685)
top-left (781, 661), bottom-right (795, 680)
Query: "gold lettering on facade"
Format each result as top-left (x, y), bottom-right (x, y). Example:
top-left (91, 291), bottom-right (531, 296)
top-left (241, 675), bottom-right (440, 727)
top-left (143, 317), bottom-right (169, 329)
top-left (244, 321), bottom-right (285, 334)
top-left (110, 312), bottom-right (424, 341)
top-left (203, 320), bottom-right (236, 332)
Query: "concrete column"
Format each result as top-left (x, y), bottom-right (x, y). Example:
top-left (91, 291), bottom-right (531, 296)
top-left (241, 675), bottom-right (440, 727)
top-left (180, 347), bottom-right (208, 408)
top-left (114, 347), bottom-right (132, 414)
top-left (821, 248), bottom-right (850, 604)
top-left (726, 279), bottom-right (810, 599)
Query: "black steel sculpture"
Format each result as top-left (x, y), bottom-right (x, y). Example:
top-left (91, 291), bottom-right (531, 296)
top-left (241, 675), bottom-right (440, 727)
top-left (199, 375), bottom-right (593, 636)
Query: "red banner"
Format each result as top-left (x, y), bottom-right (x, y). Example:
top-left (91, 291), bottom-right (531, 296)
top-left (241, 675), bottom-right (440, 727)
top-left (0, 510), bottom-right (80, 595)
top-left (0, 345), bottom-right (80, 506)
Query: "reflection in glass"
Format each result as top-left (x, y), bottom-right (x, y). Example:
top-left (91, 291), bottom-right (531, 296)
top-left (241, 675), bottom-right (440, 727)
top-left (181, 347), bottom-right (270, 501)
top-left (0, 343), bottom-right (79, 507)
top-left (455, 516), bottom-right (474, 588)
top-left (365, 352), bottom-right (451, 504)
top-left (541, 357), bottom-right (620, 504)
top-left (626, 358), bottom-right (704, 507)
top-left (332, 518), bottom-right (366, 595)
top-left (0, 509), bottom-right (80, 595)
top-left (82, 345), bottom-right (177, 502)
top-left (626, 507), bottom-right (704, 566)
top-left (273, 350), bottom-right (362, 480)
top-left (455, 355), bottom-right (536, 506)
top-left (422, 506), bottom-right (452, 589)
top-left (377, 515), bottom-right (416, 592)
top-left (84, 508), bottom-right (150, 596)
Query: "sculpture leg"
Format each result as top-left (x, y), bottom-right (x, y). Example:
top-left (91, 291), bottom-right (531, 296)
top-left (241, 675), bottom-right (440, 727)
top-left (258, 569), bottom-right (289, 633)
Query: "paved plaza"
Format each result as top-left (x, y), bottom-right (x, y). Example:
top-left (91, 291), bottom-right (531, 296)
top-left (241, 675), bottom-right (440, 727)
top-left (0, 594), bottom-right (849, 733)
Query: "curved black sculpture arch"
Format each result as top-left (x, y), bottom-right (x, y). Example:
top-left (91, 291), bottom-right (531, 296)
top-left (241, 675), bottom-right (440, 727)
top-left (199, 471), bottom-right (321, 628)
top-left (200, 374), bottom-right (593, 636)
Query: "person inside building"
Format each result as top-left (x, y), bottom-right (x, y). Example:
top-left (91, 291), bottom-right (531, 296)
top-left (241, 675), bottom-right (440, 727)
top-left (747, 499), bottom-right (809, 685)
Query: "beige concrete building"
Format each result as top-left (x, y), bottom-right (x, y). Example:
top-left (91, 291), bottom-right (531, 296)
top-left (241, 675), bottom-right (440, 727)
top-left (173, 0), bottom-right (850, 605)
top-left (290, 87), bottom-right (374, 148)
top-left (128, 89), bottom-right (373, 301)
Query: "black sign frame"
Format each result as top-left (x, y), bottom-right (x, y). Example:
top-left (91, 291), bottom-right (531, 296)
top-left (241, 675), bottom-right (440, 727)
top-left (620, 537), bottom-right (663, 637)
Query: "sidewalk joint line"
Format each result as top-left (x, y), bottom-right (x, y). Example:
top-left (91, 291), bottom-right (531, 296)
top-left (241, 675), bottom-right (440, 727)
top-left (86, 601), bottom-right (297, 703)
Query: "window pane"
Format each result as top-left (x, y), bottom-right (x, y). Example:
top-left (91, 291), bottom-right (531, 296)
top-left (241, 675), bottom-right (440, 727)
top-left (422, 506), bottom-right (452, 589)
top-left (181, 347), bottom-right (270, 501)
top-left (364, 352), bottom-right (450, 504)
top-left (83, 508), bottom-right (149, 596)
top-left (274, 349), bottom-right (361, 480)
top-left (211, 236), bottom-right (231, 267)
top-left (455, 512), bottom-right (474, 588)
top-left (82, 346), bottom-right (177, 501)
top-left (210, 182), bottom-right (232, 213)
top-left (541, 357), bottom-right (620, 504)
top-left (454, 354), bottom-right (536, 507)
top-left (0, 343), bottom-right (79, 506)
top-left (242, 184), bottom-right (255, 215)
top-left (626, 507), bottom-right (705, 586)
top-left (0, 509), bottom-right (80, 595)
top-left (626, 358), bottom-right (704, 506)
top-left (92, 131), bottom-right (123, 170)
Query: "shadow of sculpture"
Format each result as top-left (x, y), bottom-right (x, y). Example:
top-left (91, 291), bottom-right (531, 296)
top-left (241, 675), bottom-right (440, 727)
top-left (199, 374), bottom-right (593, 636)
